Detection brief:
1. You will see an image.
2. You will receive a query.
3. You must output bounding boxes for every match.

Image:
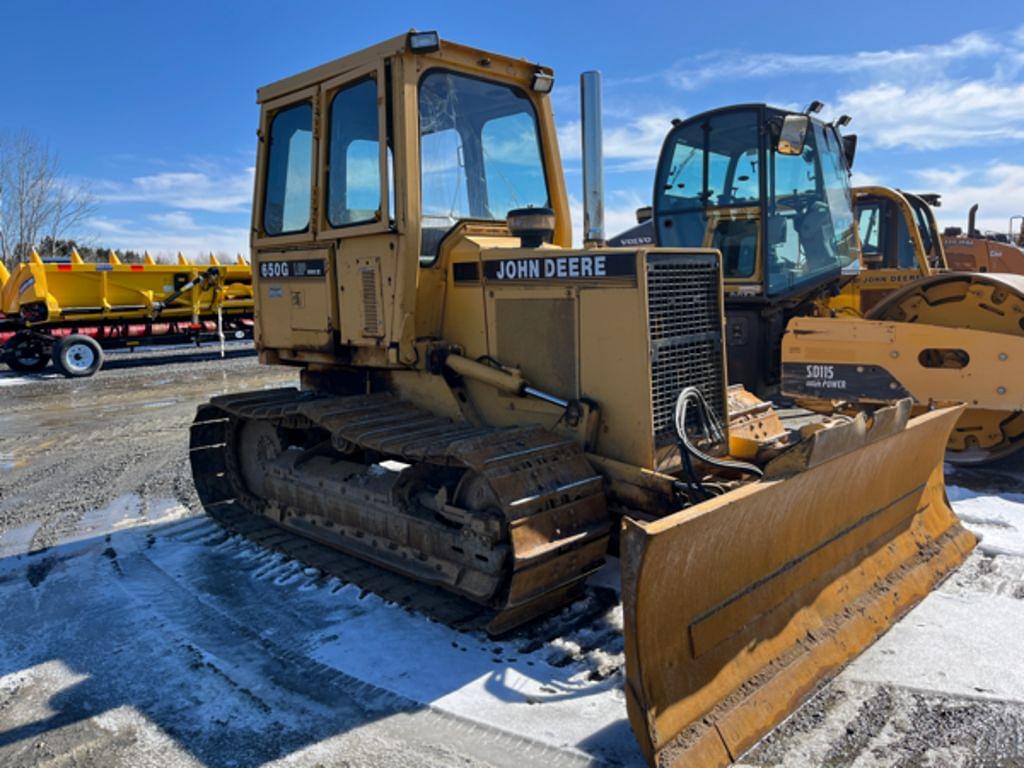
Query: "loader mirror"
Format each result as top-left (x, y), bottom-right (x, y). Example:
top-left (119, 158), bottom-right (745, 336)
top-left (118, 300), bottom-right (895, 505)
top-left (842, 134), bottom-right (858, 170)
top-left (777, 114), bottom-right (809, 156)
top-left (635, 206), bottom-right (653, 224)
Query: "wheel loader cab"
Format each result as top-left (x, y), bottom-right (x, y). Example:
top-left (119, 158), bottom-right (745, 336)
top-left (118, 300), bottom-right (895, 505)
top-left (832, 187), bottom-right (949, 315)
top-left (652, 105), bottom-right (858, 393)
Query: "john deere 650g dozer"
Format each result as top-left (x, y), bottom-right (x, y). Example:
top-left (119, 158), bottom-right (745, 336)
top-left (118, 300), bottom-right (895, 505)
top-left (649, 106), bottom-right (1024, 464)
top-left (188, 33), bottom-right (974, 766)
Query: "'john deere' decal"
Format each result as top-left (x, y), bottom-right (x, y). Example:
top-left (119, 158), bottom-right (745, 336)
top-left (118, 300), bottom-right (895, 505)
top-left (482, 252), bottom-right (636, 282)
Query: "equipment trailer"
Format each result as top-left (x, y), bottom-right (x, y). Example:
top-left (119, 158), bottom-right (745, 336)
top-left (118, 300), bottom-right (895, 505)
top-left (0, 251), bottom-right (254, 377)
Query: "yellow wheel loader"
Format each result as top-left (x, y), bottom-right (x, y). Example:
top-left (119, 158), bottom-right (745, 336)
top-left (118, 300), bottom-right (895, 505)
top-left (648, 108), bottom-right (1024, 465)
top-left (830, 187), bottom-right (948, 315)
top-left (187, 33), bottom-right (973, 767)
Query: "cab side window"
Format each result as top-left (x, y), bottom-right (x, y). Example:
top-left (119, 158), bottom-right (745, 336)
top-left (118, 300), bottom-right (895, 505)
top-left (327, 78), bottom-right (383, 227)
top-left (264, 103), bottom-right (313, 235)
top-left (858, 202), bottom-right (882, 266)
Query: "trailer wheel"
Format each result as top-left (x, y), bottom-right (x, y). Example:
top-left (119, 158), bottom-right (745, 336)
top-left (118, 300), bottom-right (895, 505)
top-left (4, 333), bottom-right (50, 373)
top-left (53, 335), bottom-right (104, 378)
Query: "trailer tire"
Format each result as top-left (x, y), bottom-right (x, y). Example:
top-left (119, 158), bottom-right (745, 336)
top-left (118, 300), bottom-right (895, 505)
top-left (53, 335), bottom-right (104, 378)
top-left (4, 332), bottom-right (51, 373)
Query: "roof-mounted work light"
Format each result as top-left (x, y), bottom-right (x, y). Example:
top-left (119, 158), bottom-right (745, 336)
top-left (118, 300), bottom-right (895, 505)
top-left (531, 71), bottom-right (554, 93)
top-left (407, 30), bottom-right (440, 53)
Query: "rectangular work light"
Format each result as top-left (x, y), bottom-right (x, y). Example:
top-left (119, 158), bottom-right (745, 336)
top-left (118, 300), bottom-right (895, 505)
top-left (408, 31), bottom-right (440, 53)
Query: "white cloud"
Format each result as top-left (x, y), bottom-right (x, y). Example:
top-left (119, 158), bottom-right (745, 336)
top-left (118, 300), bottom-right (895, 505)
top-left (83, 215), bottom-right (248, 260)
top-left (849, 169), bottom-right (886, 188)
top-left (147, 211), bottom-right (200, 230)
top-left (834, 80), bottom-right (1024, 150)
top-left (558, 111), bottom-right (675, 172)
top-left (662, 31), bottom-right (1006, 91)
top-left (93, 165), bottom-right (254, 213)
top-left (831, 163), bottom-right (1022, 238)
top-left (567, 189), bottom-right (649, 247)
top-left (649, 26), bottom-right (1024, 152)
top-left (912, 163), bottom-right (1024, 234)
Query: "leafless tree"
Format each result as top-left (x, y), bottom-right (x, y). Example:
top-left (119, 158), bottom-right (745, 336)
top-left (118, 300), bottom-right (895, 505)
top-left (0, 131), bottom-right (96, 266)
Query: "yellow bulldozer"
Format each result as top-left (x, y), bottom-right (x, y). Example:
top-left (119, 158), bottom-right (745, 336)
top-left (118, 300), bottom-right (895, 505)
top-left (187, 32), bottom-right (974, 766)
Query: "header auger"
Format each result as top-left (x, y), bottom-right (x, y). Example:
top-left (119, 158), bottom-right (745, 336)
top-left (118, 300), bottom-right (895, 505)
top-left (186, 31), bottom-right (973, 766)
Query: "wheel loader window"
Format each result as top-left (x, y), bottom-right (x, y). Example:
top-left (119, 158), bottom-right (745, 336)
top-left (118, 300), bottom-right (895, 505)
top-left (907, 197), bottom-right (939, 260)
top-left (327, 78), bottom-right (384, 228)
top-left (654, 110), bottom-right (761, 278)
top-left (765, 120), bottom-right (856, 294)
top-left (418, 70), bottom-right (548, 263)
top-left (263, 103), bottom-right (313, 236)
top-left (895, 212), bottom-right (918, 269)
top-left (858, 203), bottom-right (882, 265)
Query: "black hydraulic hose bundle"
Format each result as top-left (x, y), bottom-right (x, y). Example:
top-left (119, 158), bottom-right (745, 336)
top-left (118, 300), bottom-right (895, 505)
top-left (674, 386), bottom-right (763, 502)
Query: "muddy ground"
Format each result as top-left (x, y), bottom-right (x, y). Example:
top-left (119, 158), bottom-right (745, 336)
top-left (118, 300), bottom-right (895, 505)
top-left (1, 349), bottom-right (1023, 767)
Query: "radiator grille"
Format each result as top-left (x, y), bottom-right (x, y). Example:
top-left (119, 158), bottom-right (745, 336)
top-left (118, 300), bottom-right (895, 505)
top-left (646, 253), bottom-right (726, 442)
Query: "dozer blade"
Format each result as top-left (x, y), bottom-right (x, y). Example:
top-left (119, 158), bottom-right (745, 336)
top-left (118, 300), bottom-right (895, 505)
top-left (621, 403), bottom-right (975, 768)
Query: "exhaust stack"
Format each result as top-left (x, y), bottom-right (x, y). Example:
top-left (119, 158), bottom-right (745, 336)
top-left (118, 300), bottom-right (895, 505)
top-left (968, 203), bottom-right (979, 237)
top-left (580, 71), bottom-right (605, 247)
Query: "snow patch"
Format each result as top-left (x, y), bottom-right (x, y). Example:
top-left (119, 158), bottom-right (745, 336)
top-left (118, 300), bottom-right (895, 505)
top-left (0, 521), bottom-right (40, 560)
top-left (0, 374), bottom-right (55, 387)
top-left (949, 485), bottom-right (1024, 557)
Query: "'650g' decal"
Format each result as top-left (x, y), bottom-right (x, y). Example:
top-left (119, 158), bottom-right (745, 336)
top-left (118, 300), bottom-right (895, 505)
top-left (259, 259), bottom-right (326, 279)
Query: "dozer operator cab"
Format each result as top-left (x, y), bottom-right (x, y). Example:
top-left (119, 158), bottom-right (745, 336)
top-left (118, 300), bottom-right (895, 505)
top-left (251, 31), bottom-right (571, 369)
top-left (651, 105), bottom-right (859, 394)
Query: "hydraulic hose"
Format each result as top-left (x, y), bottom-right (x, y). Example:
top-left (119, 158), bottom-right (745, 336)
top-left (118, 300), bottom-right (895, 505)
top-left (674, 386), bottom-right (763, 479)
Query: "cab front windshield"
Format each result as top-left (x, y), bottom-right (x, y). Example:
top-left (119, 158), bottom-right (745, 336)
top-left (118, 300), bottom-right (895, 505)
top-left (418, 70), bottom-right (549, 262)
top-left (656, 109), bottom-right (857, 296)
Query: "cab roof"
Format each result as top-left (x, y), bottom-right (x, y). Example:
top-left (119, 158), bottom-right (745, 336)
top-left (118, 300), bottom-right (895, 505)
top-left (257, 31), bottom-right (551, 104)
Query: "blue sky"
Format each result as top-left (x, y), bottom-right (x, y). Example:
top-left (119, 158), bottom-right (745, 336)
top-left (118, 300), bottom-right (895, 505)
top-left (3, 1), bottom-right (1022, 256)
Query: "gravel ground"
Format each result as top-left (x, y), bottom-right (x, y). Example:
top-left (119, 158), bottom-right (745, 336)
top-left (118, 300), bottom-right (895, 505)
top-left (1, 350), bottom-right (1023, 767)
